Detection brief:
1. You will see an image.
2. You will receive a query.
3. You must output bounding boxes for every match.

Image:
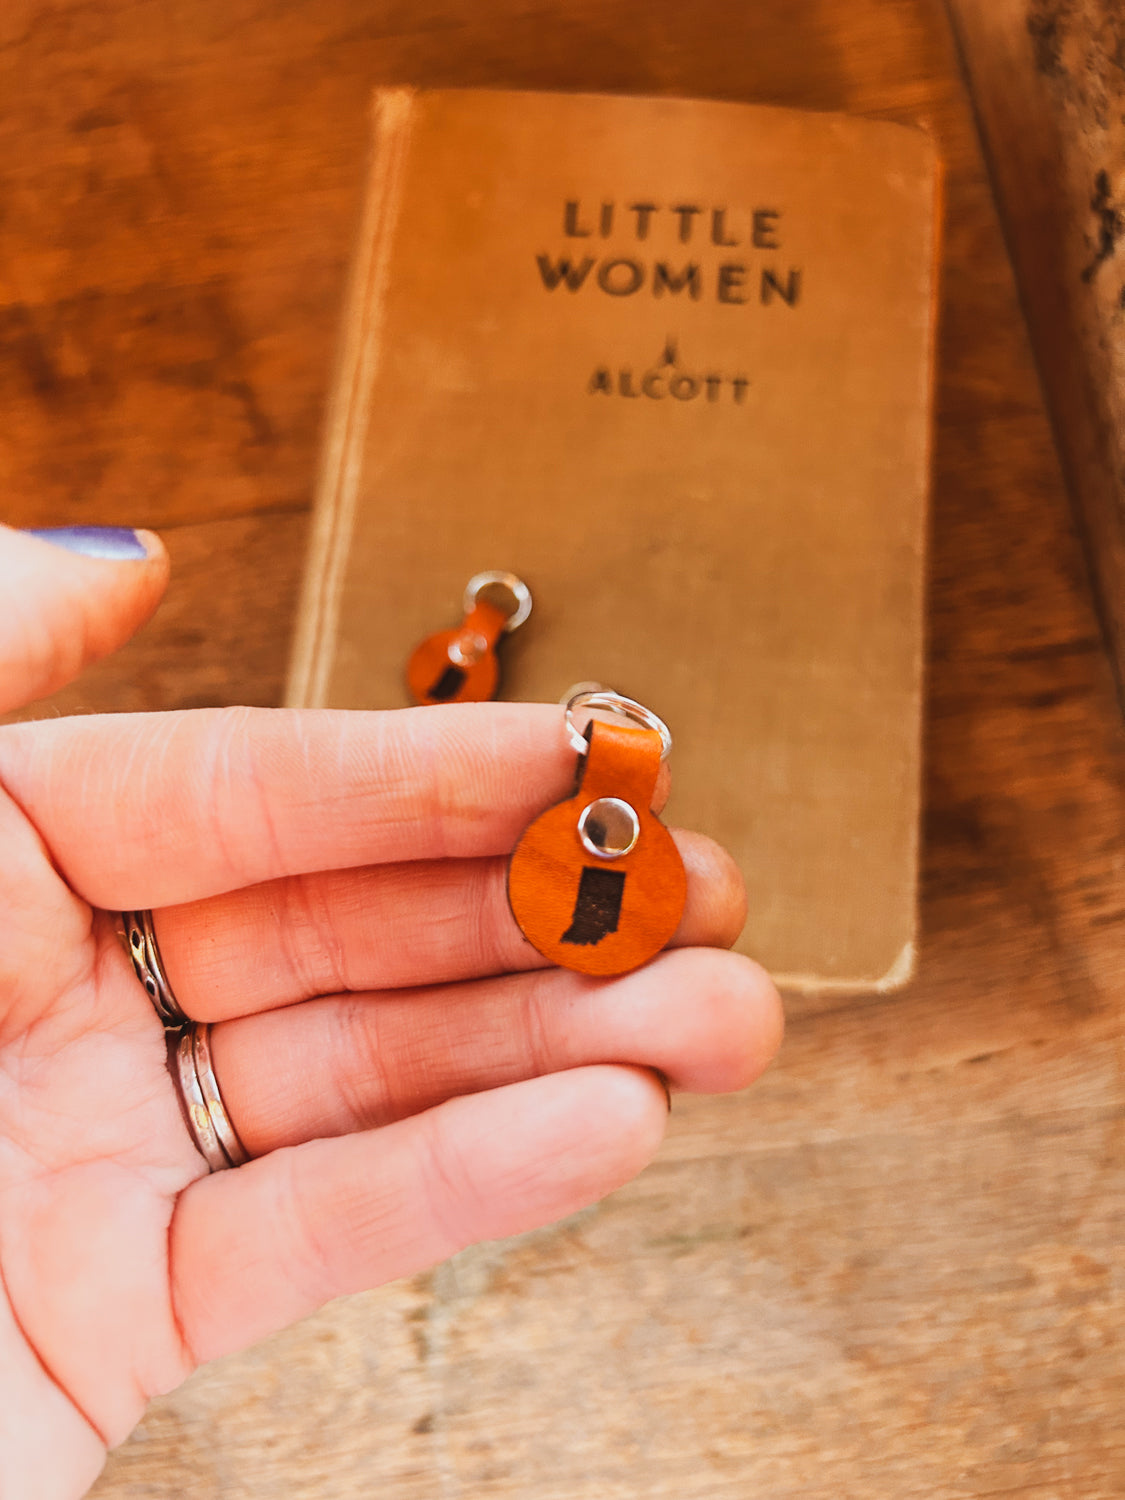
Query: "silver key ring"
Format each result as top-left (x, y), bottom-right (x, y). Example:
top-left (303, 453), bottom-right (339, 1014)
top-left (463, 571), bottom-right (533, 633)
top-left (565, 691), bottom-right (673, 761)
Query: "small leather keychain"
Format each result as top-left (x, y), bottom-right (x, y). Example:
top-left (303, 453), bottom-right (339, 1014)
top-left (407, 571), bottom-right (532, 705)
top-left (508, 692), bottom-right (687, 976)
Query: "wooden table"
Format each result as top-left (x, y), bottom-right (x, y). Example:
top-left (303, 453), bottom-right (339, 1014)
top-left (3, 1), bottom-right (1123, 1495)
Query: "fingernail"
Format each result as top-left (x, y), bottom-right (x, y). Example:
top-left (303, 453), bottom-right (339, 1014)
top-left (23, 526), bottom-right (151, 561)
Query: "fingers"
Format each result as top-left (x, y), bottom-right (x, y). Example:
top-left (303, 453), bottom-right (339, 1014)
top-left (153, 829), bottom-right (747, 1020)
top-left (172, 1065), bottom-right (667, 1364)
top-left (209, 947), bottom-right (783, 1156)
top-left (0, 1276), bottom-right (108, 1498)
top-left (0, 702), bottom-right (585, 909)
top-left (0, 526), bottom-right (169, 714)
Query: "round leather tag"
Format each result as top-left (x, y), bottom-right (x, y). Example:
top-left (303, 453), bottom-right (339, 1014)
top-left (507, 720), bottom-right (687, 976)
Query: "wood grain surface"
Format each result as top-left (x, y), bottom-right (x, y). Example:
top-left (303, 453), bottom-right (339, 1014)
top-left (1, 1), bottom-right (1123, 1496)
top-left (945, 0), bottom-right (1125, 710)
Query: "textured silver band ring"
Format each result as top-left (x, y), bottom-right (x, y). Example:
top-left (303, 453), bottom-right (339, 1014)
top-left (172, 1023), bottom-right (247, 1171)
top-left (117, 909), bottom-right (189, 1028)
top-left (173, 1028), bottom-right (231, 1172)
top-left (191, 1022), bottom-right (249, 1167)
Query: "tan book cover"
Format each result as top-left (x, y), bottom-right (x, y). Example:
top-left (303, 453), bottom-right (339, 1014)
top-left (287, 87), bottom-right (939, 993)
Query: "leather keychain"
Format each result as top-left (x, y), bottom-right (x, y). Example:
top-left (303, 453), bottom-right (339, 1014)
top-left (407, 571), bottom-right (532, 705)
top-left (508, 692), bottom-right (687, 976)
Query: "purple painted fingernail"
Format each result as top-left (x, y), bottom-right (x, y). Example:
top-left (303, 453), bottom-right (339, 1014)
top-left (23, 526), bottom-right (150, 560)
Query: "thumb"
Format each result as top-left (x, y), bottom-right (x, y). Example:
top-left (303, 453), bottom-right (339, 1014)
top-left (0, 525), bottom-right (170, 714)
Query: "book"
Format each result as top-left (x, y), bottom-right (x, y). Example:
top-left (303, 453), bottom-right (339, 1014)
top-left (287, 86), bottom-right (940, 993)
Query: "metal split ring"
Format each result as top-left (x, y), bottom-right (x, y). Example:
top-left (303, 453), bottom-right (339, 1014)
top-left (462, 571), bottom-right (533, 633)
top-left (565, 690), bottom-right (673, 761)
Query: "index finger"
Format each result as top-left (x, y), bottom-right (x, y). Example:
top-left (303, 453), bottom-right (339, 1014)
top-left (0, 702), bottom-right (583, 909)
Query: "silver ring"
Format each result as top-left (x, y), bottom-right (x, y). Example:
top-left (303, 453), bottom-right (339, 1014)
top-left (463, 571), bottom-right (533, 633)
top-left (117, 910), bottom-right (189, 1028)
top-left (173, 1028), bottom-right (233, 1172)
top-left (192, 1023), bottom-right (249, 1167)
top-left (558, 681), bottom-right (612, 705)
top-left (565, 691), bottom-right (673, 761)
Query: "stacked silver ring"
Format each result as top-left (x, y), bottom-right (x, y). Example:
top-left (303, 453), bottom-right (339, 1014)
top-left (173, 1023), bottom-right (249, 1170)
top-left (116, 909), bottom-right (247, 1171)
top-left (118, 910), bottom-right (188, 1028)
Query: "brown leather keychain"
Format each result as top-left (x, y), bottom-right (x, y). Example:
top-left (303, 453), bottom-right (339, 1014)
top-left (508, 692), bottom-right (687, 976)
top-left (407, 571), bottom-right (532, 705)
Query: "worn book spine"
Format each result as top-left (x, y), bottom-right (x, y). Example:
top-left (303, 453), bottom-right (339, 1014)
top-left (289, 90), bottom-right (415, 709)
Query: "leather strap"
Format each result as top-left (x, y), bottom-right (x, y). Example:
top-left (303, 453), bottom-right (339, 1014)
top-left (406, 597), bottom-right (509, 704)
top-left (508, 720), bottom-right (687, 975)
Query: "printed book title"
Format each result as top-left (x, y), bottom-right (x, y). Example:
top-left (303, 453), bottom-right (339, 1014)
top-left (538, 200), bottom-right (800, 402)
top-left (537, 199), bottom-right (802, 308)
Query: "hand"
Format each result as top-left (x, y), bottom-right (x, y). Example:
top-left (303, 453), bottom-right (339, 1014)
top-left (0, 525), bottom-right (783, 1499)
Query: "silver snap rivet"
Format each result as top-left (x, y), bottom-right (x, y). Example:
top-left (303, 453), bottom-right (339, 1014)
top-left (449, 632), bottom-right (489, 665)
top-left (577, 797), bottom-right (640, 860)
